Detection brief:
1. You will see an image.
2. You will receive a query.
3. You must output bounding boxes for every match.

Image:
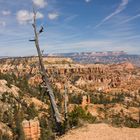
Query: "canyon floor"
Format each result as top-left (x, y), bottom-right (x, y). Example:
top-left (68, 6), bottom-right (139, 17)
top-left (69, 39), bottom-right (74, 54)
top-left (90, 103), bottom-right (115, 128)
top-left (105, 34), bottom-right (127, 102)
top-left (58, 123), bottom-right (140, 140)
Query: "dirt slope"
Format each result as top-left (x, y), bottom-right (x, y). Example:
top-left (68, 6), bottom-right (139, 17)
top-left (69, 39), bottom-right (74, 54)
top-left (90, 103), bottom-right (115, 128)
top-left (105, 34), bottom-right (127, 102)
top-left (58, 123), bottom-right (140, 140)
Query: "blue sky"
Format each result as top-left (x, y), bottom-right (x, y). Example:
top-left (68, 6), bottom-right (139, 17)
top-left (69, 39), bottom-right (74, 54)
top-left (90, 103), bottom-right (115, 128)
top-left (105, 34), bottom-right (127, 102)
top-left (0, 0), bottom-right (140, 56)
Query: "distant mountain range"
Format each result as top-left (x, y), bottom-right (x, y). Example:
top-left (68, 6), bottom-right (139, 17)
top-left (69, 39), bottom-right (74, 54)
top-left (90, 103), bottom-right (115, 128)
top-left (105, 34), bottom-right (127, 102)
top-left (0, 56), bottom-right (9, 59)
top-left (46, 51), bottom-right (140, 66)
top-left (1, 51), bottom-right (140, 67)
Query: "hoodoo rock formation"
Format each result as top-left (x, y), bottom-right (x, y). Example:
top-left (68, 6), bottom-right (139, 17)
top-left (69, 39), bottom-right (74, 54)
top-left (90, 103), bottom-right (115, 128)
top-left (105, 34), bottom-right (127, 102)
top-left (22, 118), bottom-right (40, 140)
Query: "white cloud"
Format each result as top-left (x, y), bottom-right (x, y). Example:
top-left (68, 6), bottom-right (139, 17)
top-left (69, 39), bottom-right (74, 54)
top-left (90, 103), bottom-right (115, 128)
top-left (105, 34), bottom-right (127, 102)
top-left (121, 14), bottom-right (140, 24)
top-left (48, 12), bottom-right (59, 20)
top-left (2, 10), bottom-right (11, 16)
top-left (95, 0), bottom-right (129, 28)
top-left (49, 39), bottom-right (139, 54)
top-left (16, 10), bottom-right (44, 24)
top-left (64, 15), bottom-right (78, 22)
top-left (71, 40), bottom-right (112, 48)
top-left (32, 0), bottom-right (47, 8)
top-left (85, 0), bottom-right (91, 3)
top-left (0, 21), bottom-right (6, 27)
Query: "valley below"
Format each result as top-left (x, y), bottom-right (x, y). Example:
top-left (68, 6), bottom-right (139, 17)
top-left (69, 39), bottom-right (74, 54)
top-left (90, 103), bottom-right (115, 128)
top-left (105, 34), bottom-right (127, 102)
top-left (0, 56), bottom-right (140, 139)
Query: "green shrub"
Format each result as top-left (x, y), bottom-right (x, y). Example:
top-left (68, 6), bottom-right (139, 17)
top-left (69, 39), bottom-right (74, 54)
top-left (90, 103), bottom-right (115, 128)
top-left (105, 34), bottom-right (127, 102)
top-left (40, 117), bottom-right (55, 140)
top-left (0, 134), bottom-right (11, 140)
top-left (111, 113), bottom-right (124, 127)
top-left (26, 103), bottom-right (38, 120)
top-left (69, 95), bottom-right (82, 104)
top-left (68, 106), bottom-right (96, 127)
top-left (111, 114), bottom-right (140, 128)
top-left (124, 116), bottom-right (140, 128)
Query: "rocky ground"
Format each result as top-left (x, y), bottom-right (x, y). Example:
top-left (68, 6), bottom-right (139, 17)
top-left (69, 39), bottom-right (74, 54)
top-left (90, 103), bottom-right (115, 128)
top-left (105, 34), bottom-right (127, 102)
top-left (58, 123), bottom-right (140, 140)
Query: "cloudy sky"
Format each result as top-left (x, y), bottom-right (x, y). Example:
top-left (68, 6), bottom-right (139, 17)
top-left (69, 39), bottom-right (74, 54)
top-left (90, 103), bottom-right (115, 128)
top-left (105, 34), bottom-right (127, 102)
top-left (0, 0), bottom-right (140, 56)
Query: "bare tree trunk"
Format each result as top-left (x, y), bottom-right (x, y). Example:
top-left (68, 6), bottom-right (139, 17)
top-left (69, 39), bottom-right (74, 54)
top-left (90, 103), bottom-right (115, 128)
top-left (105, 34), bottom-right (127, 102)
top-left (64, 83), bottom-right (69, 131)
top-left (64, 84), bottom-right (68, 120)
top-left (32, 10), bottom-right (62, 132)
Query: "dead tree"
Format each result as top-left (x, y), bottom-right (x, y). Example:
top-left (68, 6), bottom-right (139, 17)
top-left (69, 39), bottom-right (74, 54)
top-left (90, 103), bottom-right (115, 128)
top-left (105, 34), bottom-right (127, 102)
top-left (63, 83), bottom-right (69, 131)
top-left (64, 84), bottom-right (68, 121)
top-left (30, 9), bottom-right (62, 133)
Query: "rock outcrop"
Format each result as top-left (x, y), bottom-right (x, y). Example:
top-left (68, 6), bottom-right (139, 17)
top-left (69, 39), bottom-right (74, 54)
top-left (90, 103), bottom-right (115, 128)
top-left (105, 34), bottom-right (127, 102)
top-left (22, 118), bottom-right (40, 140)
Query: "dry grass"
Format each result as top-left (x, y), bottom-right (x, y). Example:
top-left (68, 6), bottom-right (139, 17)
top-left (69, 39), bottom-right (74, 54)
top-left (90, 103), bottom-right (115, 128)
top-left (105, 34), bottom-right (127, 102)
top-left (58, 123), bottom-right (140, 140)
